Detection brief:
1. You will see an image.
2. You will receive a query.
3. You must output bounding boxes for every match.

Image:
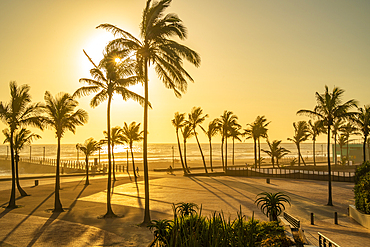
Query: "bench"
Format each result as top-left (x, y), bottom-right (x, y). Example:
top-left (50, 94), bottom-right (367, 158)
top-left (279, 212), bottom-right (308, 245)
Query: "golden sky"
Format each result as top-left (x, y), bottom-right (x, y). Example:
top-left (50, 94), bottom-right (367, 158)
top-left (0, 0), bottom-right (369, 144)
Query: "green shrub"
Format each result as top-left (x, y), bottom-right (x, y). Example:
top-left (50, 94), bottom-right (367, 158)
top-left (354, 172), bottom-right (370, 214)
top-left (355, 161), bottom-right (370, 184)
top-left (148, 204), bottom-right (294, 246)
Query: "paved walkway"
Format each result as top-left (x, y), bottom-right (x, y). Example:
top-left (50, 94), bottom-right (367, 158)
top-left (0, 171), bottom-right (369, 246)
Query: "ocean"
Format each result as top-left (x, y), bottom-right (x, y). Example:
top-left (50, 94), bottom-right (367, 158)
top-left (0, 142), bottom-right (327, 166)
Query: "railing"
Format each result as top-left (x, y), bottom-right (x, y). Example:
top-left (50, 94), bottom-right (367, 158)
top-left (0, 155), bottom-right (126, 173)
top-left (226, 167), bottom-right (355, 182)
top-left (283, 212), bottom-right (300, 229)
top-left (318, 232), bottom-right (340, 247)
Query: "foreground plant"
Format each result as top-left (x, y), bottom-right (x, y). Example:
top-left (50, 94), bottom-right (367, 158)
top-left (255, 192), bottom-right (291, 221)
top-left (148, 203), bottom-right (294, 246)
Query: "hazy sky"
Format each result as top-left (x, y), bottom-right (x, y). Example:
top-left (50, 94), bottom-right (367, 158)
top-left (0, 0), bottom-right (369, 145)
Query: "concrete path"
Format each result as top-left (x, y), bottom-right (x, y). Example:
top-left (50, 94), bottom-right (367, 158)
top-left (0, 171), bottom-right (369, 246)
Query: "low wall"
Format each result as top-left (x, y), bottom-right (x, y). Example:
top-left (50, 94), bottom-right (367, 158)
top-left (349, 205), bottom-right (370, 229)
top-left (0, 159), bottom-right (84, 174)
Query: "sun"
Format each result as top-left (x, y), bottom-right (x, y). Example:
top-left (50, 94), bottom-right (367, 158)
top-left (114, 57), bottom-right (121, 63)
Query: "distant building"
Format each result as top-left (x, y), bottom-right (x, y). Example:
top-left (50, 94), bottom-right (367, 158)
top-left (333, 142), bottom-right (365, 165)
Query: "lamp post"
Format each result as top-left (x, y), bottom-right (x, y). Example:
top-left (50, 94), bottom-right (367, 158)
top-left (29, 145), bottom-right (32, 161)
top-left (43, 147), bottom-right (45, 163)
top-left (172, 146), bottom-right (174, 168)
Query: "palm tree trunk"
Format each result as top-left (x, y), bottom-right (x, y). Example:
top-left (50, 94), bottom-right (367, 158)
top-left (112, 143), bottom-right (116, 181)
top-left (54, 135), bottom-right (63, 212)
top-left (15, 154), bottom-right (28, 196)
top-left (209, 139), bottom-right (213, 172)
top-left (85, 156), bottom-right (89, 185)
top-left (104, 95), bottom-right (115, 217)
top-left (253, 139), bottom-right (257, 169)
top-left (363, 135), bottom-right (367, 163)
top-left (327, 126), bottom-right (333, 206)
top-left (221, 136), bottom-right (224, 169)
top-left (232, 137), bottom-right (235, 166)
top-left (225, 135), bottom-right (228, 171)
top-left (176, 130), bottom-right (187, 174)
top-left (184, 140), bottom-right (188, 171)
top-left (346, 135), bottom-right (349, 164)
top-left (194, 131), bottom-right (207, 173)
top-left (130, 146), bottom-right (137, 180)
top-left (142, 58), bottom-right (150, 224)
top-left (313, 139), bottom-right (316, 166)
top-left (297, 143), bottom-right (301, 166)
top-left (258, 138), bottom-right (261, 168)
top-left (334, 134), bottom-right (337, 165)
top-left (7, 132), bottom-right (16, 208)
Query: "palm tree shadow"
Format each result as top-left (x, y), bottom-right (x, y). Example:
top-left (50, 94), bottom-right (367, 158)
top-left (135, 180), bottom-right (143, 209)
top-left (0, 207), bottom-right (14, 220)
top-left (0, 192), bottom-right (54, 244)
top-left (64, 184), bottom-right (88, 216)
top-left (26, 211), bottom-right (61, 247)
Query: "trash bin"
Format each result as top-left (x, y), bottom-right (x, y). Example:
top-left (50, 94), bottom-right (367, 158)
top-left (266, 178), bottom-right (270, 184)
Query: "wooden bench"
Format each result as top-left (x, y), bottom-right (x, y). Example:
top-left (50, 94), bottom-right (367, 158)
top-left (279, 212), bottom-right (308, 245)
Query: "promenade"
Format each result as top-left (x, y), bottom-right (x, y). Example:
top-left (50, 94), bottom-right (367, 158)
top-left (0, 171), bottom-right (369, 246)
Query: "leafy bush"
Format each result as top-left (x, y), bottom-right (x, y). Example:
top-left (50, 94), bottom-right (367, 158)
top-left (148, 204), bottom-right (294, 247)
top-left (354, 161), bottom-right (370, 214)
top-left (355, 161), bottom-right (370, 184)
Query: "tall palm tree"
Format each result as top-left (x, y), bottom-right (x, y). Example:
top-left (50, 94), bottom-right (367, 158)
top-left (77, 138), bottom-right (101, 185)
top-left (42, 91), bottom-right (88, 212)
top-left (98, 0), bottom-right (201, 224)
top-left (244, 123), bottom-right (258, 168)
top-left (287, 121), bottom-right (310, 166)
top-left (219, 111), bottom-right (239, 171)
top-left (120, 122), bottom-right (144, 180)
top-left (262, 139), bottom-right (290, 168)
top-left (103, 126), bottom-right (122, 181)
top-left (338, 134), bottom-right (348, 164)
top-left (2, 128), bottom-right (41, 196)
top-left (297, 85), bottom-right (357, 206)
top-left (187, 107), bottom-right (208, 173)
top-left (308, 120), bottom-right (325, 166)
top-left (74, 49), bottom-right (145, 218)
top-left (340, 122), bottom-right (358, 165)
top-left (0, 81), bottom-right (43, 208)
top-left (229, 124), bottom-right (242, 166)
top-left (200, 119), bottom-right (220, 172)
top-left (254, 116), bottom-right (270, 168)
top-left (332, 119), bottom-right (344, 165)
top-left (351, 106), bottom-right (370, 163)
top-left (182, 124), bottom-right (193, 172)
top-left (171, 112), bottom-right (187, 174)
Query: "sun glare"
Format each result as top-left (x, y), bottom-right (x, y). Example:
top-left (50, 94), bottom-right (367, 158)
top-left (115, 57), bottom-right (121, 63)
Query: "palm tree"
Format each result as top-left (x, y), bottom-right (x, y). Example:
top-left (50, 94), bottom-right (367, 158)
top-left (245, 123), bottom-right (258, 168)
top-left (254, 116), bottom-right (270, 168)
top-left (255, 192), bottom-right (291, 221)
top-left (338, 134), bottom-right (348, 164)
top-left (287, 121), bottom-right (310, 166)
top-left (219, 111), bottom-right (239, 171)
top-left (0, 81), bottom-right (43, 208)
top-left (308, 120), bottom-right (325, 166)
top-left (340, 122), bottom-right (358, 165)
top-left (352, 106), bottom-right (370, 163)
top-left (187, 107), bottom-right (208, 173)
top-left (229, 124), bottom-right (242, 166)
top-left (182, 124), bottom-right (193, 172)
top-left (3, 128), bottom-right (41, 196)
top-left (120, 122), bottom-right (144, 180)
top-left (74, 49), bottom-right (145, 218)
top-left (174, 202), bottom-right (199, 217)
top-left (103, 126), bottom-right (122, 181)
top-left (171, 112), bottom-right (187, 174)
top-left (42, 91), bottom-right (88, 212)
top-left (262, 140), bottom-right (290, 168)
top-left (332, 119), bottom-right (344, 165)
top-left (200, 119), bottom-right (220, 172)
top-left (77, 138), bottom-right (101, 185)
top-left (98, 0), bottom-right (201, 224)
top-left (297, 85), bottom-right (357, 206)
